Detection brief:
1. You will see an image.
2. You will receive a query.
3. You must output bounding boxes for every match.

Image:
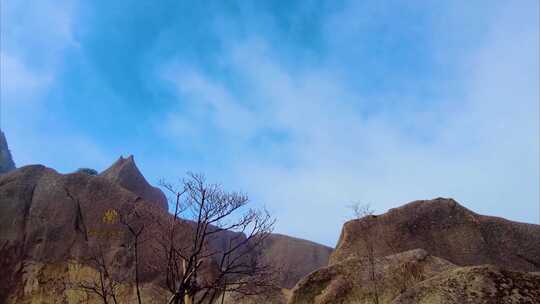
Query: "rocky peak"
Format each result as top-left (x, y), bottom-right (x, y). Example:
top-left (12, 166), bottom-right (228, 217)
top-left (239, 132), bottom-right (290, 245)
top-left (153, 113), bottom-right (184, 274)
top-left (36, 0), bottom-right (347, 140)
top-left (100, 155), bottom-right (168, 210)
top-left (0, 131), bottom-right (16, 174)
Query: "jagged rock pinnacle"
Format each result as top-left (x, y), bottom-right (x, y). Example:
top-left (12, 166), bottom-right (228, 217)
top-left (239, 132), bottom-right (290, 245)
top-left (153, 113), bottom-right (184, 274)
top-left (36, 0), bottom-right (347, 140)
top-left (100, 155), bottom-right (168, 210)
top-left (0, 131), bottom-right (16, 174)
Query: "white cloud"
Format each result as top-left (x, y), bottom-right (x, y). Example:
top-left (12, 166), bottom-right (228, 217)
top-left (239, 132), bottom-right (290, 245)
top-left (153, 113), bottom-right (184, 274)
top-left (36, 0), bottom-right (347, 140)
top-left (0, 53), bottom-right (53, 102)
top-left (163, 67), bottom-right (260, 141)
top-left (1, 0), bottom-right (79, 104)
top-left (162, 1), bottom-right (538, 246)
top-left (1, 0), bottom-right (109, 173)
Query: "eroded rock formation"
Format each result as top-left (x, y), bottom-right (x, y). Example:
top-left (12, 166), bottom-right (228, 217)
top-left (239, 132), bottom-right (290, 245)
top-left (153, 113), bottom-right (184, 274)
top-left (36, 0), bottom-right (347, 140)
top-left (331, 198), bottom-right (540, 272)
top-left (100, 155), bottom-right (168, 210)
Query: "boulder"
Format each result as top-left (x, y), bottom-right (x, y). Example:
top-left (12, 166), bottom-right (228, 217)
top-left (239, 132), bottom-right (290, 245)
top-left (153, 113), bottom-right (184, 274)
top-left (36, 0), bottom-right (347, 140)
top-left (331, 198), bottom-right (540, 273)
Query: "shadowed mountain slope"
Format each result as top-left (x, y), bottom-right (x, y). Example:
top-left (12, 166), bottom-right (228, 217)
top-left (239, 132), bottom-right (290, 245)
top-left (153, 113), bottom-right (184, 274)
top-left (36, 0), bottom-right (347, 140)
top-left (262, 234), bottom-right (333, 288)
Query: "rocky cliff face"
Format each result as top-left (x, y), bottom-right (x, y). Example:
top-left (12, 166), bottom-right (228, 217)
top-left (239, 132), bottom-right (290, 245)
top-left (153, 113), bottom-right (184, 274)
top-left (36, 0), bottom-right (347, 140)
top-left (0, 131), bottom-right (15, 174)
top-left (0, 164), bottom-right (182, 303)
top-left (331, 198), bottom-right (540, 272)
top-left (100, 155), bottom-right (168, 211)
top-left (0, 163), bottom-right (332, 303)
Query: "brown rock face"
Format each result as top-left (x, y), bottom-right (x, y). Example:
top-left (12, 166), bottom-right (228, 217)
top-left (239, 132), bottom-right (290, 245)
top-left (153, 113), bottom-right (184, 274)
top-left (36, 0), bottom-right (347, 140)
top-left (262, 234), bottom-right (333, 289)
top-left (0, 165), bottom-right (169, 302)
top-left (331, 198), bottom-right (540, 272)
top-left (100, 155), bottom-right (168, 211)
top-left (290, 249), bottom-right (540, 304)
top-left (0, 165), bottom-right (134, 262)
top-left (0, 131), bottom-right (15, 174)
top-left (0, 164), bottom-right (332, 303)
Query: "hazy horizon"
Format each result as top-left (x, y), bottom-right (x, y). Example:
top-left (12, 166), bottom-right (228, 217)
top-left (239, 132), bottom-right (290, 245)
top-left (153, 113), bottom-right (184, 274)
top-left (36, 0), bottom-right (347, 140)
top-left (2, 1), bottom-right (538, 247)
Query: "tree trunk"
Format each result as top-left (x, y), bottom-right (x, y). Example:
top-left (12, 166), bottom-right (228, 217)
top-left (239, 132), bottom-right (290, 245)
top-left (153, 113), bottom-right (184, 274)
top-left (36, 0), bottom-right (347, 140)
top-left (134, 240), bottom-right (142, 304)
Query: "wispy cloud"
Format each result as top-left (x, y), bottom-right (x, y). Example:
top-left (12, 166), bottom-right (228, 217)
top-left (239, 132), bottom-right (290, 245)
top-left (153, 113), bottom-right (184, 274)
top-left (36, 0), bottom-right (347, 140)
top-left (1, 0), bottom-right (110, 172)
top-left (1, 0), bottom-right (79, 101)
top-left (161, 1), bottom-right (539, 245)
top-left (3, 0), bottom-right (537, 246)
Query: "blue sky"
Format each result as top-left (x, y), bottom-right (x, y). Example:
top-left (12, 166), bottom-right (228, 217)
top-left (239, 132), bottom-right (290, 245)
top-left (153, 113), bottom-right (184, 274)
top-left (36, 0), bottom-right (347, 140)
top-left (2, 0), bottom-right (539, 246)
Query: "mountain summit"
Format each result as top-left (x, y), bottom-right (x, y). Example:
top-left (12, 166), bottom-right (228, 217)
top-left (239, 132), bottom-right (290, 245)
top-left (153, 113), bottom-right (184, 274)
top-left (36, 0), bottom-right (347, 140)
top-left (0, 131), bottom-right (15, 174)
top-left (100, 155), bottom-right (168, 210)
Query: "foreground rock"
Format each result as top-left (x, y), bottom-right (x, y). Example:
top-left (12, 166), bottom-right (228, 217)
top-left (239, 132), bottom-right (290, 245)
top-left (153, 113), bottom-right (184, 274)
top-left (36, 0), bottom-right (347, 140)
top-left (331, 198), bottom-right (540, 272)
top-left (15, 261), bottom-right (168, 304)
top-left (222, 288), bottom-right (292, 304)
top-left (289, 249), bottom-right (456, 304)
top-left (289, 249), bottom-right (540, 304)
top-left (392, 265), bottom-right (540, 304)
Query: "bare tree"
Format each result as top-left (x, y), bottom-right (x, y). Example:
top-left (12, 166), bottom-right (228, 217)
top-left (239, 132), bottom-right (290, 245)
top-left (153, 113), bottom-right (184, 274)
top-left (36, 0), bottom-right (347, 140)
top-left (119, 203), bottom-right (147, 304)
top-left (159, 173), bottom-right (276, 304)
top-left (349, 202), bottom-right (380, 304)
top-left (64, 187), bottom-right (120, 304)
top-left (65, 186), bottom-right (146, 304)
top-left (71, 243), bottom-right (122, 304)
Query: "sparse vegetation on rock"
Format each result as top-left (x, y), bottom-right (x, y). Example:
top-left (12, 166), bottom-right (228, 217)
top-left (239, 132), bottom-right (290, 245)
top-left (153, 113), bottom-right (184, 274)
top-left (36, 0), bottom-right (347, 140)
top-left (76, 168), bottom-right (99, 175)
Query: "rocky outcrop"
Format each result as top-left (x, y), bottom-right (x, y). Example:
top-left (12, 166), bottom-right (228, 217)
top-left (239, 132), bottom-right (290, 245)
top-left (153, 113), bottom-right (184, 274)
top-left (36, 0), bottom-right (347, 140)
top-left (289, 198), bottom-right (540, 304)
top-left (392, 265), bottom-right (540, 304)
top-left (100, 155), bottom-right (168, 210)
top-left (0, 131), bottom-right (15, 174)
top-left (0, 164), bottom-right (333, 303)
top-left (290, 249), bottom-right (540, 304)
top-left (0, 165), bottom-right (169, 302)
top-left (289, 249), bottom-right (456, 304)
top-left (222, 288), bottom-right (292, 304)
top-left (261, 234), bottom-right (333, 288)
top-left (331, 198), bottom-right (540, 273)
top-left (10, 261), bottom-right (169, 304)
